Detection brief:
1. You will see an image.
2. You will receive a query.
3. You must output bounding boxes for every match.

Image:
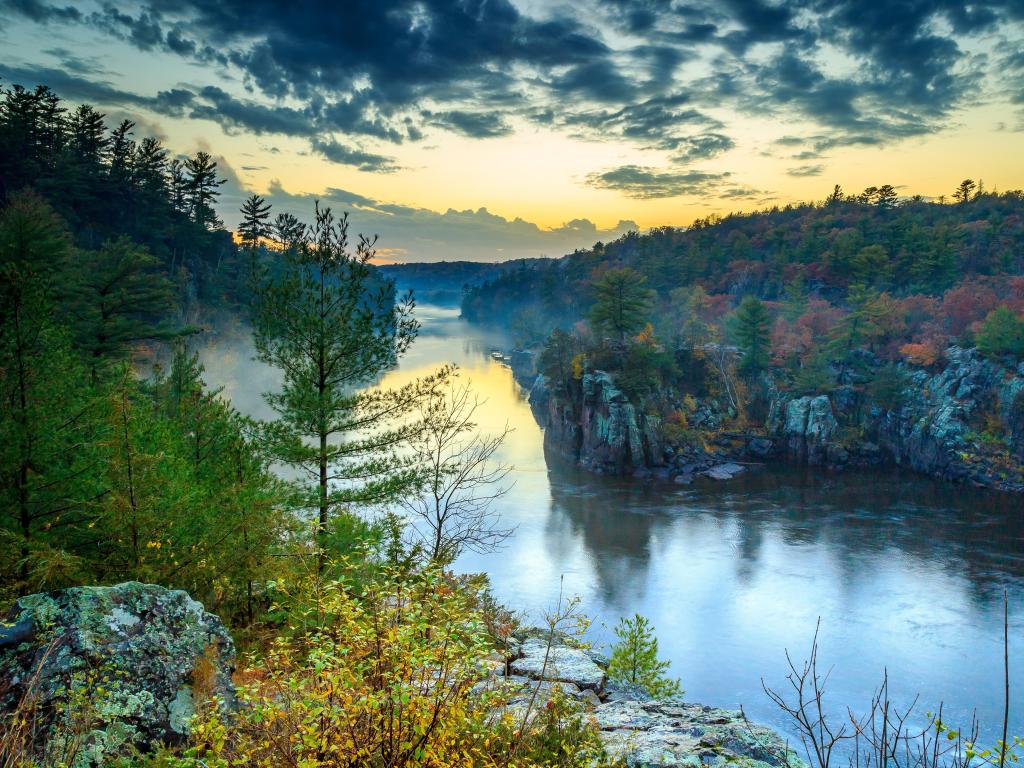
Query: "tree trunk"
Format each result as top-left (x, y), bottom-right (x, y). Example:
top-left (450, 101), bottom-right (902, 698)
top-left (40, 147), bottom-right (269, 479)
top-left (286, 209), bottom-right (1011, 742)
top-left (13, 292), bottom-right (32, 594)
top-left (318, 431), bottom-right (328, 574)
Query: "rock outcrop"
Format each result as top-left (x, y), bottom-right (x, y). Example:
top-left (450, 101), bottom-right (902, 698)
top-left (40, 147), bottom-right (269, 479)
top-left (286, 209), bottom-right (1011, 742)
top-left (488, 628), bottom-right (802, 768)
top-left (533, 370), bottom-right (663, 474)
top-left (528, 346), bottom-right (1024, 491)
top-left (594, 698), bottom-right (802, 768)
top-left (509, 636), bottom-right (607, 691)
top-left (779, 395), bottom-right (840, 465)
top-left (768, 347), bottom-right (1024, 490)
top-left (0, 581), bottom-right (235, 764)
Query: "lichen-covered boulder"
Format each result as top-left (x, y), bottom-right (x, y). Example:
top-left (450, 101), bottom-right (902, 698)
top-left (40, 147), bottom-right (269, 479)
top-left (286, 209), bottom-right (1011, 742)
top-left (594, 699), bottom-right (805, 768)
top-left (0, 581), bottom-right (235, 764)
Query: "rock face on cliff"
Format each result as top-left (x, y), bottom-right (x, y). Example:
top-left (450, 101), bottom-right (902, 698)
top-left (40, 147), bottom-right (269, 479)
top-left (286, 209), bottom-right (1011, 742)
top-left (532, 370), bottom-right (663, 474)
top-left (769, 347), bottom-right (1024, 490)
top-left (529, 345), bottom-right (1024, 491)
top-left (779, 395), bottom-right (840, 465)
top-left (0, 582), bottom-right (235, 764)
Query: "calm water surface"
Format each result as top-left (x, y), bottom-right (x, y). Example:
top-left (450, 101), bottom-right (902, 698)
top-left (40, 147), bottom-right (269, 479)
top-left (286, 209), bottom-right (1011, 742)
top-left (379, 302), bottom-right (1024, 748)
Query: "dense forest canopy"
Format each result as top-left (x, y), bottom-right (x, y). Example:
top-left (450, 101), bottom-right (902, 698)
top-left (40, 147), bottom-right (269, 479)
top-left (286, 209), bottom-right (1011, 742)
top-left (0, 82), bottom-right (412, 616)
top-left (0, 81), bottom-right (242, 309)
top-left (464, 184), bottom-right (1024, 370)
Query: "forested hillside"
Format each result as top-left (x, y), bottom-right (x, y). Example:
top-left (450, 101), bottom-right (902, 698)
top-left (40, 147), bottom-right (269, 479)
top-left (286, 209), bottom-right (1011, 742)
top-left (464, 184), bottom-right (1024, 358)
top-left (464, 184), bottom-right (1024, 490)
top-left (0, 82), bottom-right (246, 308)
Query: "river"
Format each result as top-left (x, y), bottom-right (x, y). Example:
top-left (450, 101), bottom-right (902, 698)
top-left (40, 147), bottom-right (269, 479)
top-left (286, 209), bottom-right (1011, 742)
top-left (203, 298), bottom-right (1024, 749)
top-left (379, 301), bottom-right (1024, 750)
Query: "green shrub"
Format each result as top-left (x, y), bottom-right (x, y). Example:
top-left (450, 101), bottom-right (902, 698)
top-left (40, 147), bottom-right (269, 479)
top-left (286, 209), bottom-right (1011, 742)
top-left (606, 614), bottom-right (682, 699)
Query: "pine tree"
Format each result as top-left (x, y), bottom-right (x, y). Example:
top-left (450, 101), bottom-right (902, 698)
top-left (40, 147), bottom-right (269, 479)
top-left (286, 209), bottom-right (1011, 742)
top-left (828, 284), bottom-right (876, 363)
top-left (238, 193), bottom-right (272, 253)
top-left (108, 119), bottom-right (136, 185)
top-left (167, 158), bottom-right (188, 215)
top-left (101, 368), bottom-right (197, 580)
top-left (954, 179), bottom-right (976, 204)
top-left (64, 236), bottom-right (183, 375)
top-left (589, 267), bottom-right (654, 343)
top-left (607, 614), bottom-right (683, 698)
top-left (876, 184), bottom-right (898, 210)
top-left (251, 202), bottom-right (442, 570)
top-left (184, 151), bottom-right (226, 230)
top-left (66, 104), bottom-right (108, 168)
top-left (0, 266), bottom-right (105, 594)
top-left (781, 275), bottom-right (808, 322)
top-left (272, 211), bottom-right (305, 249)
top-left (539, 328), bottom-right (581, 396)
top-left (731, 295), bottom-right (771, 376)
top-left (976, 306), bottom-right (1024, 360)
top-left (133, 137), bottom-right (168, 196)
top-left (793, 353), bottom-right (836, 395)
top-left (866, 363), bottom-right (910, 410)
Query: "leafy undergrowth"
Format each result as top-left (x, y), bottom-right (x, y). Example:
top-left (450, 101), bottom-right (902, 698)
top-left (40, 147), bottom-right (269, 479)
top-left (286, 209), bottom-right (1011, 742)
top-left (109, 568), bottom-right (616, 768)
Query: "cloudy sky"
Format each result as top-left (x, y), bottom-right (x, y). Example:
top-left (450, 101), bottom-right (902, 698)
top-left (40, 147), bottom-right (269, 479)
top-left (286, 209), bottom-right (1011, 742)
top-left (2, 0), bottom-right (1023, 261)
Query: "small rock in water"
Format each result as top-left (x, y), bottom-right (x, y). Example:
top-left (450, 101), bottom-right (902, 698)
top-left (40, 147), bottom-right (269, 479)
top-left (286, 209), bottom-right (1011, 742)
top-left (702, 462), bottom-right (746, 480)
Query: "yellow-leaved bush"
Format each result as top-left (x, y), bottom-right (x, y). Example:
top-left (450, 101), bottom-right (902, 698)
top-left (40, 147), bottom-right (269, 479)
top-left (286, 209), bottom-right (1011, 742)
top-left (186, 569), bottom-right (611, 768)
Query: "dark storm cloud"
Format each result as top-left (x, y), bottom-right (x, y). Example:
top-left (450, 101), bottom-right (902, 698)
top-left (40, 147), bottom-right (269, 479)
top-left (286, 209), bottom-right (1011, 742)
top-left (671, 133), bottom-right (735, 164)
top-left (189, 86), bottom-right (316, 137)
top-left (308, 138), bottom-right (400, 174)
top-left (0, 64), bottom-right (185, 116)
top-left (547, 60), bottom-right (635, 103)
top-left (559, 94), bottom-right (720, 150)
top-left (586, 165), bottom-right (731, 199)
top-left (422, 110), bottom-right (513, 138)
top-left (0, 0), bottom-right (79, 22)
top-left (5, 0), bottom-right (1024, 195)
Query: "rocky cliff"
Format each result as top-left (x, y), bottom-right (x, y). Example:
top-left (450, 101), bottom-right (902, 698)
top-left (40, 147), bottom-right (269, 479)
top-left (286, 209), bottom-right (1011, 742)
top-left (770, 347), bottom-right (1024, 491)
top-left (531, 370), bottom-right (664, 475)
top-left (529, 347), bottom-right (1024, 492)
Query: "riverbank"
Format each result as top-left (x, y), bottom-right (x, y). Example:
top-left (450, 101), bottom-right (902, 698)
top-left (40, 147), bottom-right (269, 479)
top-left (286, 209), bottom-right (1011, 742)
top-left (499, 341), bottom-right (1024, 493)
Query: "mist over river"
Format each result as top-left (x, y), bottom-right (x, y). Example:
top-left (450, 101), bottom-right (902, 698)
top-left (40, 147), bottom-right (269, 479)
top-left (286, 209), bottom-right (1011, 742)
top-left (202, 300), bottom-right (1024, 749)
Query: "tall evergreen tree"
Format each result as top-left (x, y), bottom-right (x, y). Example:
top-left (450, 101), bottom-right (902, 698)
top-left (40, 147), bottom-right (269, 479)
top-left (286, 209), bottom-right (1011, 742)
top-left (954, 178), bottom-right (976, 204)
top-left (589, 267), bottom-right (654, 343)
top-left (239, 194), bottom-right (272, 253)
top-left (731, 295), bottom-right (771, 376)
top-left (64, 236), bottom-right (183, 375)
top-left (251, 203), bottom-right (442, 569)
top-left (0, 268), bottom-right (105, 594)
top-left (184, 151), bottom-right (226, 230)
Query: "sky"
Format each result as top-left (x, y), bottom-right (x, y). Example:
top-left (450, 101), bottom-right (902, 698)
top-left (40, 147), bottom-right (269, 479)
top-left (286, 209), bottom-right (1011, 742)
top-left (2, 0), bottom-right (1023, 262)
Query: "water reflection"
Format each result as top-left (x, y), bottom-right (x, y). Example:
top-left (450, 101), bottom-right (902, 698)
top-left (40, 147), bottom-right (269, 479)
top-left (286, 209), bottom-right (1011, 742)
top-left (399, 304), bottom-right (1024, 747)
top-left (207, 299), bottom-right (1024, 747)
